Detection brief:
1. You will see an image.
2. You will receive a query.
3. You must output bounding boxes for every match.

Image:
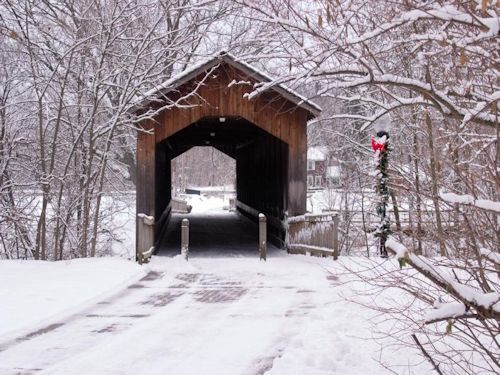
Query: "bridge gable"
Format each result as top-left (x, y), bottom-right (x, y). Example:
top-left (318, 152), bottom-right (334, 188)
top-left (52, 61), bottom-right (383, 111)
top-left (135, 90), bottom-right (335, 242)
top-left (141, 62), bottom-right (310, 146)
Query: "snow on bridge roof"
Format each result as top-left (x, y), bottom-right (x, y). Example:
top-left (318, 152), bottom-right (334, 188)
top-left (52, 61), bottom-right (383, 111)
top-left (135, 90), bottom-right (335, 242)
top-left (132, 51), bottom-right (321, 117)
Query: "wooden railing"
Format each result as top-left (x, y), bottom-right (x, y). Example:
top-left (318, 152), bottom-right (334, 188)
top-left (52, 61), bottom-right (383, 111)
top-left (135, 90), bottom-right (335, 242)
top-left (331, 209), bottom-right (457, 228)
top-left (171, 198), bottom-right (191, 213)
top-left (235, 200), bottom-right (286, 247)
top-left (306, 208), bottom-right (459, 254)
top-left (287, 212), bottom-right (339, 259)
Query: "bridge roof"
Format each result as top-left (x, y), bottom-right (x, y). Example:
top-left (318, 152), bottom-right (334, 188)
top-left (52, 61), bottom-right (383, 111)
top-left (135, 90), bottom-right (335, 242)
top-left (132, 51), bottom-right (321, 117)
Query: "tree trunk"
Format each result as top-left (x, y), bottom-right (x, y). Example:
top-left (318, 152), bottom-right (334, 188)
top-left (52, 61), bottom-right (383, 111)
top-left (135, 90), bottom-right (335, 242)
top-left (412, 133), bottom-right (423, 255)
top-left (424, 111), bottom-right (446, 257)
top-left (390, 189), bottom-right (401, 232)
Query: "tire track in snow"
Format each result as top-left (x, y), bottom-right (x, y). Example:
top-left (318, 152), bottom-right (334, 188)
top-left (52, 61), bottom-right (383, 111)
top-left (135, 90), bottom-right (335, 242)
top-left (245, 286), bottom-right (318, 375)
top-left (0, 270), bottom-right (165, 353)
top-left (0, 262), bottom-right (324, 375)
top-left (0, 268), bottom-right (260, 374)
top-left (0, 270), bottom-right (186, 373)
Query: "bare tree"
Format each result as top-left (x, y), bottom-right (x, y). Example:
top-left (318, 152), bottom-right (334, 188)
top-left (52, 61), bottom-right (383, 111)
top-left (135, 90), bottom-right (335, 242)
top-left (0, 0), bottom-right (241, 259)
top-left (233, 1), bottom-right (499, 372)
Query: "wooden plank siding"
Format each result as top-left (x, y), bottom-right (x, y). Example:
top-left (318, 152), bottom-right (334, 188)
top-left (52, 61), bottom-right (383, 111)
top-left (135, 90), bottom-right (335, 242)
top-left (136, 62), bottom-right (312, 252)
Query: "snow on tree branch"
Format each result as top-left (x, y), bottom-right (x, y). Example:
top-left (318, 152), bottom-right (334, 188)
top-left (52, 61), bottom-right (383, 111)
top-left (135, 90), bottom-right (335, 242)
top-left (440, 192), bottom-right (500, 213)
top-left (480, 248), bottom-right (500, 267)
top-left (386, 237), bottom-right (500, 322)
top-left (236, 0), bottom-right (499, 129)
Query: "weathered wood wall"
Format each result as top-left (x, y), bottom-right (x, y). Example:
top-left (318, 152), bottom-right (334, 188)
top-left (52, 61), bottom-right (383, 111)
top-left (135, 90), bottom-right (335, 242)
top-left (136, 63), bottom-right (309, 250)
top-left (236, 132), bottom-right (288, 243)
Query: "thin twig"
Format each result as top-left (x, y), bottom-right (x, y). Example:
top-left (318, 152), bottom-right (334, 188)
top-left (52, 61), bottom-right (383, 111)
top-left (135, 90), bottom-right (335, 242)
top-left (411, 334), bottom-right (443, 375)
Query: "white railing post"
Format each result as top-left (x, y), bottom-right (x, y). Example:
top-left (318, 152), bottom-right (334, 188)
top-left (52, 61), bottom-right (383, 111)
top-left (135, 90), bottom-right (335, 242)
top-left (181, 218), bottom-right (189, 260)
top-left (137, 213), bottom-right (155, 264)
top-left (259, 213), bottom-right (267, 261)
top-left (333, 214), bottom-right (339, 260)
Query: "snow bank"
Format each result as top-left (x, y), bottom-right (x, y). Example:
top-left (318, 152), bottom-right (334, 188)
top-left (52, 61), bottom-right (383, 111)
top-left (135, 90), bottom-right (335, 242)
top-left (187, 185), bottom-right (234, 193)
top-left (185, 195), bottom-right (226, 214)
top-left (0, 258), bottom-right (145, 338)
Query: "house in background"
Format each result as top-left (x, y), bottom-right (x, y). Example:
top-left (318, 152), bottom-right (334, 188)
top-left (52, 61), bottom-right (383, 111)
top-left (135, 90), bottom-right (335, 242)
top-left (307, 146), bottom-right (341, 189)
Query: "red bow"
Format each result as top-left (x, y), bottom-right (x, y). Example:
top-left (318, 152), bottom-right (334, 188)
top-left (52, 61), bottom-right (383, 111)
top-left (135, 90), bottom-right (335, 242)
top-left (371, 137), bottom-right (386, 152)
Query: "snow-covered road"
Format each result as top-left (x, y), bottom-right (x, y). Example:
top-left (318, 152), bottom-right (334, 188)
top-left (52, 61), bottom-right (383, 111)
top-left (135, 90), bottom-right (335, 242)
top-left (0, 255), bottom-right (429, 375)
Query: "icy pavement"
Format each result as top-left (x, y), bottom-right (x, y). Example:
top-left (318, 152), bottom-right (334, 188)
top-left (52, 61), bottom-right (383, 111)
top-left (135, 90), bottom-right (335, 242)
top-left (0, 255), bottom-right (430, 375)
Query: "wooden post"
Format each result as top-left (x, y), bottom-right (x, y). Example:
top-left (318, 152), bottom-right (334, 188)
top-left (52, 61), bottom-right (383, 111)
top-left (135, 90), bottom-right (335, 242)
top-left (333, 214), bottom-right (339, 260)
top-left (137, 213), bottom-right (154, 264)
top-left (137, 217), bottom-right (144, 264)
top-left (181, 218), bottom-right (189, 260)
top-left (259, 213), bottom-right (267, 261)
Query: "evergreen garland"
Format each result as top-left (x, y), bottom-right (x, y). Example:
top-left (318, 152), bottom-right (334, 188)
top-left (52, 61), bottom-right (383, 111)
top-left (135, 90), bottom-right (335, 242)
top-left (372, 130), bottom-right (391, 257)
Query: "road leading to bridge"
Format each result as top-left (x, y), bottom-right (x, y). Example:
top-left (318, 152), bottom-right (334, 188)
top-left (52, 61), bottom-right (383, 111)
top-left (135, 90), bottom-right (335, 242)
top-left (0, 255), bottom-right (339, 375)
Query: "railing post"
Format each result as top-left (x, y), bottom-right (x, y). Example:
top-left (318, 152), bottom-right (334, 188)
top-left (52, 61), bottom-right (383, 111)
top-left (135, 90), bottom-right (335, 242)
top-left (259, 213), bottom-right (267, 261)
top-left (333, 214), bottom-right (339, 260)
top-left (181, 218), bottom-right (189, 260)
top-left (138, 216), bottom-right (145, 264)
top-left (284, 212), bottom-right (290, 251)
top-left (137, 213), bottom-right (155, 264)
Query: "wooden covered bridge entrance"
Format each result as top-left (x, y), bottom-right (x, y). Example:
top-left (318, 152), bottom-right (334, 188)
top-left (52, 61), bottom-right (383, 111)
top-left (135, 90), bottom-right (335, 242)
top-left (133, 52), bottom-right (320, 258)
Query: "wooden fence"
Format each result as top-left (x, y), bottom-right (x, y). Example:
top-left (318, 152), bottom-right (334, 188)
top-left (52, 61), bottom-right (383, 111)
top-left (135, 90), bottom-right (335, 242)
top-left (287, 208), bottom-right (457, 258)
top-left (332, 209), bottom-right (456, 228)
top-left (287, 213), bottom-right (339, 258)
top-left (329, 208), bottom-right (459, 255)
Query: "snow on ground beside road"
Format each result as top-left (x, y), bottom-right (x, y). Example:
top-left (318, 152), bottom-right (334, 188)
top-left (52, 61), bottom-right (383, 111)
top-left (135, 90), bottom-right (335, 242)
top-left (107, 194), bottom-right (136, 259)
top-left (0, 254), bottom-right (430, 374)
top-left (187, 185), bottom-right (235, 193)
top-left (185, 194), bottom-right (228, 213)
top-left (0, 258), bottom-right (145, 339)
top-left (306, 189), bottom-right (439, 214)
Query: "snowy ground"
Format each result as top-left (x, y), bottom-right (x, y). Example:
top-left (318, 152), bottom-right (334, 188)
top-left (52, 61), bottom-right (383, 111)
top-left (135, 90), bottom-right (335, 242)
top-left (184, 194), bottom-right (230, 214)
top-left (0, 195), bottom-right (432, 374)
top-left (0, 258), bottom-right (145, 340)
top-left (0, 254), bottom-right (430, 375)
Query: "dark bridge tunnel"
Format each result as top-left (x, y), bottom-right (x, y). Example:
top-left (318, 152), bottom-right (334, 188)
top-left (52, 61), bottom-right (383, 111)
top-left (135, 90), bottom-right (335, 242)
top-left (154, 116), bottom-right (289, 248)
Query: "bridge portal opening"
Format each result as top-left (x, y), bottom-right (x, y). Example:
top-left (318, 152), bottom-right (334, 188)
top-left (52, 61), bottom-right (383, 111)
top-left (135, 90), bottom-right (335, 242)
top-left (154, 116), bottom-right (289, 253)
top-left (171, 146), bottom-right (236, 199)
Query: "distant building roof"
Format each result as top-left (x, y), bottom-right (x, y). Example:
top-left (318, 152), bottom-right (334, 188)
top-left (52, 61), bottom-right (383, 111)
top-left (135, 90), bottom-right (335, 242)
top-left (307, 146), bottom-right (329, 161)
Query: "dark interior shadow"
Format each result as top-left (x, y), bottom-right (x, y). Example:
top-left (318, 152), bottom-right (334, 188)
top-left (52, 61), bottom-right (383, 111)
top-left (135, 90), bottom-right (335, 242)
top-left (156, 211), bottom-right (282, 258)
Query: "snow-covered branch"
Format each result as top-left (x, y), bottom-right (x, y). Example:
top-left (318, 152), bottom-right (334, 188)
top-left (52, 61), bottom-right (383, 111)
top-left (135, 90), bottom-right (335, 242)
top-left (440, 192), bottom-right (500, 213)
top-left (387, 237), bottom-right (500, 322)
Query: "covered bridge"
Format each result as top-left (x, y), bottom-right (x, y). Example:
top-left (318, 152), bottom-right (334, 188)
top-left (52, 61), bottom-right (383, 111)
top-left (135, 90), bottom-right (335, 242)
top-left (133, 52), bottom-right (320, 257)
